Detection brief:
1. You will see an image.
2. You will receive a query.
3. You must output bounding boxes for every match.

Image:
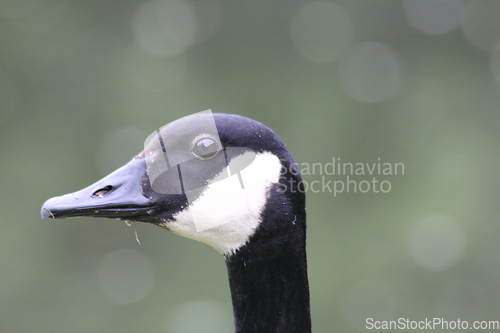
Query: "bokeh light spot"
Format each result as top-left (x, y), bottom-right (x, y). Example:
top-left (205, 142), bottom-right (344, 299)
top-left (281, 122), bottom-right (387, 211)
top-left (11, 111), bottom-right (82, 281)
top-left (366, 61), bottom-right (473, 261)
top-left (409, 215), bottom-right (466, 271)
top-left (403, 0), bottom-right (465, 35)
top-left (290, 2), bottom-right (353, 64)
top-left (132, 0), bottom-right (197, 57)
top-left (461, 0), bottom-right (500, 52)
top-left (97, 248), bottom-right (155, 305)
top-left (338, 41), bottom-right (404, 103)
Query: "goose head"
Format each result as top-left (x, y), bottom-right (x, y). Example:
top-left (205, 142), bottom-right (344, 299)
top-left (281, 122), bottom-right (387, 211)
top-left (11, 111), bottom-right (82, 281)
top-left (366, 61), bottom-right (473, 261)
top-left (41, 111), bottom-right (304, 255)
top-left (41, 111), bottom-right (310, 332)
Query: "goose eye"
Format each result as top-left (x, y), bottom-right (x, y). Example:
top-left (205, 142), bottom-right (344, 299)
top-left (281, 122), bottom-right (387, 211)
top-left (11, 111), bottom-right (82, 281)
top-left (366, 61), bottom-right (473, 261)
top-left (192, 138), bottom-right (219, 160)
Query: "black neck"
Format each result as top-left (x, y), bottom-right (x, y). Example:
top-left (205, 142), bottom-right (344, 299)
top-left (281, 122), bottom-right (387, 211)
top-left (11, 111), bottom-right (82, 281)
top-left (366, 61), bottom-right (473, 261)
top-left (225, 186), bottom-right (311, 333)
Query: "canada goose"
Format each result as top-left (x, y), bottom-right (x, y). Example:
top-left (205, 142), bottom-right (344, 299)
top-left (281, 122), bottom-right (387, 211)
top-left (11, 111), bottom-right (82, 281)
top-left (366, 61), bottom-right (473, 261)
top-left (41, 111), bottom-right (311, 332)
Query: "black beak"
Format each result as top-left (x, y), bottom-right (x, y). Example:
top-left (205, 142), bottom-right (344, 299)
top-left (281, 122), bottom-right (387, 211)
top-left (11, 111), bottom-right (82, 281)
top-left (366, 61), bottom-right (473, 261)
top-left (41, 157), bottom-right (154, 219)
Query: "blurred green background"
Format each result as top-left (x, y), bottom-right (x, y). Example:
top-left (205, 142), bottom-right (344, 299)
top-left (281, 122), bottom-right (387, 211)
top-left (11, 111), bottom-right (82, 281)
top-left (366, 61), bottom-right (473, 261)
top-left (1, 0), bottom-right (500, 332)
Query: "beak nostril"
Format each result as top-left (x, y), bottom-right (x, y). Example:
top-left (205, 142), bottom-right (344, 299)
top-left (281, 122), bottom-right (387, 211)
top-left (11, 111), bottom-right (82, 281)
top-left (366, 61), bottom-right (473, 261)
top-left (93, 185), bottom-right (113, 198)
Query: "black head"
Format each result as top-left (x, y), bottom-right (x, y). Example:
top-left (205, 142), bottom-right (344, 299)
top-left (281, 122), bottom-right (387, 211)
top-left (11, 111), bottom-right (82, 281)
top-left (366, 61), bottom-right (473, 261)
top-left (41, 112), bottom-right (304, 254)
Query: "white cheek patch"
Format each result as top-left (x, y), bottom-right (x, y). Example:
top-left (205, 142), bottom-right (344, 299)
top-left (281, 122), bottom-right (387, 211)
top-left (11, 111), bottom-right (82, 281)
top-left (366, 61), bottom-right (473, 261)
top-left (161, 152), bottom-right (281, 255)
